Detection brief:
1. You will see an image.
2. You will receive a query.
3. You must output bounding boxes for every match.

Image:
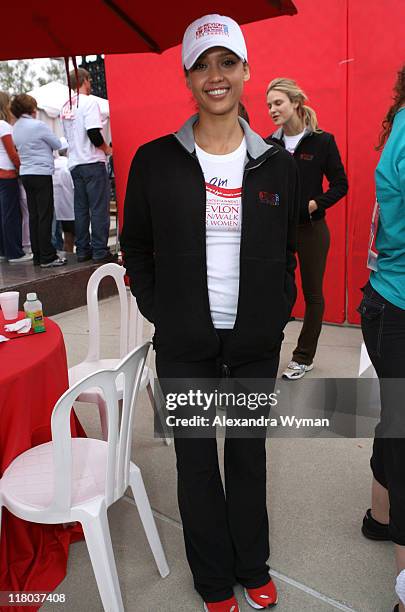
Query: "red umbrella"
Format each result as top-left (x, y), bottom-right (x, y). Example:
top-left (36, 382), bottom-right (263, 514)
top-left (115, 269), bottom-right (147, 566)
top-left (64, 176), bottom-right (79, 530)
top-left (0, 0), bottom-right (296, 61)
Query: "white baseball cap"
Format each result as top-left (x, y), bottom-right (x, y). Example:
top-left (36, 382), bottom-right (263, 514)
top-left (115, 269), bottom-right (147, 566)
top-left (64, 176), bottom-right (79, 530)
top-left (182, 14), bottom-right (248, 70)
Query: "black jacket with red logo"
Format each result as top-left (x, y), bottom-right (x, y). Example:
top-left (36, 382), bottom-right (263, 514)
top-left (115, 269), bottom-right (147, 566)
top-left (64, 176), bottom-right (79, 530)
top-left (121, 116), bottom-right (300, 365)
top-left (268, 128), bottom-right (348, 224)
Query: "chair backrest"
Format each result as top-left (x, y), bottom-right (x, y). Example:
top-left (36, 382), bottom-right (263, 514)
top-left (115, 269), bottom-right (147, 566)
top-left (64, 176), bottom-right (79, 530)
top-left (86, 263), bottom-right (128, 361)
top-left (128, 291), bottom-right (145, 350)
top-left (49, 342), bottom-right (150, 515)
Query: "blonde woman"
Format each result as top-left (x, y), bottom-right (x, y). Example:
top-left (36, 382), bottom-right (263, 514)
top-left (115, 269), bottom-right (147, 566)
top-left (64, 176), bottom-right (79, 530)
top-left (266, 78), bottom-right (348, 379)
top-left (0, 92), bottom-right (31, 263)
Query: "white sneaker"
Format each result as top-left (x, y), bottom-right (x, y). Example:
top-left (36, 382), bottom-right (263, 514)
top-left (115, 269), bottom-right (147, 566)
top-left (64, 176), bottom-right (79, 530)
top-left (203, 603), bottom-right (238, 612)
top-left (8, 253), bottom-right (33, 263)
top-left (396, 569), bottom-right (405, 607)
top-left (0, 255), bottom-right (6, 262)
top-left (40, 257), bottom-right (67, 268)
top-left (282, 360), bottom-right (314, 380)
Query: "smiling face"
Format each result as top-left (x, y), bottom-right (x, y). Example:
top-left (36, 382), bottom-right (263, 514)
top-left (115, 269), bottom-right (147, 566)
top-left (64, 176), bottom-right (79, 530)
top-left (266, 89), bottom-right (299, 127)
top-left (186, 47), bottom-right (250, 117)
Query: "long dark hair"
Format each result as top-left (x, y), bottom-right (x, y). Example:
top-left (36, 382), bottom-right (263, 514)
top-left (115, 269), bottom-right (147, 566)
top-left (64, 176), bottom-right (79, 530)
top-left (0, 92), bottom-right (11, 123)
top-left (377, 64), bottom-right (405, 150)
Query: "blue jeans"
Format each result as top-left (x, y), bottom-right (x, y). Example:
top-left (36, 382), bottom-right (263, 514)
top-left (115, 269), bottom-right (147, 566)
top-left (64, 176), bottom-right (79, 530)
top-left (0, 178), bottom-right (24, 259)
top-left (52, 216), bottom-right (64, 251)
top-left (70, 162), bottom-right (110, 259)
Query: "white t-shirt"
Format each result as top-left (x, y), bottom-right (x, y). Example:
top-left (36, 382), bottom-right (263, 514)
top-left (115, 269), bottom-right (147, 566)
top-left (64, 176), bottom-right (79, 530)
top-left (60, 94), bottom-right (106, 169)
top-left (195, 138), bottom-right (246, 329)
top-left (283, 128), bottom-right (306, 155)
top-left (0, 120), bottom-right (15, 170)
top-left (53, 157), bottom-right (74, 220)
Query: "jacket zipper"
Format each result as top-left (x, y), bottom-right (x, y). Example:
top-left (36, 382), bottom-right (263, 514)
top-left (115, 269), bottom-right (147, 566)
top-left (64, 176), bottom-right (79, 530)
top-left (277, 131), bottom-right (314, 223)
top-left (292, 130), bottom-right (313, 155)
top-left (177, 145), bottom-right (221, 345)
top-left (291, 134), bottom-right (316, 224)
top-left (231, 148), bottom-right (280, 333)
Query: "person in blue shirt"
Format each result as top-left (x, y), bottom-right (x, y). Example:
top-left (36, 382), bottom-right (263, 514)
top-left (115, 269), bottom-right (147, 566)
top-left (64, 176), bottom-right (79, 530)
top-left (358, 64), bottom-right (405, 612)
top-left (11, 94), bottom-right (66, 268)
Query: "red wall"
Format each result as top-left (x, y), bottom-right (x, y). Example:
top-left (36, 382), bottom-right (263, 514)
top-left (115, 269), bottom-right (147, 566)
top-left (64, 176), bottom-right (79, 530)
top-left (346, 0), bottom-right (405, 322)
top-left (105, 0), bottom-right (405, 324)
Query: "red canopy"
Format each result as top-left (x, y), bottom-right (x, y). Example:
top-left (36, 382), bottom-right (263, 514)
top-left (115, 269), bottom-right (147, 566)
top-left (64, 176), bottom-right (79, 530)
top-left (1, 0), bottom-right (296, 61)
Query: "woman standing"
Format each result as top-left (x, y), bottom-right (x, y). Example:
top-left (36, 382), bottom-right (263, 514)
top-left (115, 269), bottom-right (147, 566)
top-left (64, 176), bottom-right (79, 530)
top-left (266, 78), bottom-right (348, 379)
top-left (0, 92), bottom-right (31, 263)
top-left (11, 94), bottom-right (66, 267)
top-left (358, 64), bottom-right (405, 612)
top-left (121, 15), bottom-right (299, 611)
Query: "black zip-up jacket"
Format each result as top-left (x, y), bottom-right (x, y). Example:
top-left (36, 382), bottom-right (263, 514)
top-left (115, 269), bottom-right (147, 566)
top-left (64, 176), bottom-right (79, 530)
top-left (121, 116), bottom-right (300, 365)
top-left (268, 128), bottom-right (348, 224)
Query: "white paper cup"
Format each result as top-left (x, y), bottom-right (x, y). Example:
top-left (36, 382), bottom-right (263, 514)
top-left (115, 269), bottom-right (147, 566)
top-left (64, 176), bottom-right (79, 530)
top-left (0, 291), bottom-right (20, 320)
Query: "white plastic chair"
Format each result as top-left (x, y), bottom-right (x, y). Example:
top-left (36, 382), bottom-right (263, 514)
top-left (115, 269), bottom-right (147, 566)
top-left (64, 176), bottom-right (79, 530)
top-left (0, 343), bottom-right (169, 612)
top-left (128, 291), bottom-right (171, 445)
top-left (358, 341), bottom-right (378, 378)
top-left (68, 263), bottom-right (170, 444)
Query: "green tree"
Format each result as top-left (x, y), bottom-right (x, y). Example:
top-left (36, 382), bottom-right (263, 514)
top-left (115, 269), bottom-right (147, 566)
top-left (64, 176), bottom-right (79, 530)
top-left (0, 58), bottom-right (67, 94)
top-left (37, 58), bottom-right (67, 86)
top-left (0, 60), bottom-right (36, 94)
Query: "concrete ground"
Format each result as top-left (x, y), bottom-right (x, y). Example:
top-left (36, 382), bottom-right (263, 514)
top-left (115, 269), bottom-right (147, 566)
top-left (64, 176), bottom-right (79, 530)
top-left (45, 297), bottom-right (397, 612)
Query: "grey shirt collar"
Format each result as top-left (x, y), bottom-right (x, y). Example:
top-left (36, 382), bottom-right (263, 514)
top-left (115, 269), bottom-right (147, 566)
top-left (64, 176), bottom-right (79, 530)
top-left (272, 125), bottom-right (312, 140)
top-left (174, 114), bottom-right (272, 160)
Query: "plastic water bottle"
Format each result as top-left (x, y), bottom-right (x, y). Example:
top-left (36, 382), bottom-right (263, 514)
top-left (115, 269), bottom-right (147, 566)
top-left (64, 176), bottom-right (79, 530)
top-left (24, 292), bottom-right (46, 333)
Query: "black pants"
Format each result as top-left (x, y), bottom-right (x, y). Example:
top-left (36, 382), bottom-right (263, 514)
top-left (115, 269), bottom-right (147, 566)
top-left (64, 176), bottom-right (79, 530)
top-left (293, 218), bottom-right (330, 365)
top-left (21, 175), bottom-right (56, 265)
top-left (359, 281), bottom-right (405, 545)
top-left (0, 177), bottom-right (24, 259)
top-left (156, 330), bottom-right (280, 602)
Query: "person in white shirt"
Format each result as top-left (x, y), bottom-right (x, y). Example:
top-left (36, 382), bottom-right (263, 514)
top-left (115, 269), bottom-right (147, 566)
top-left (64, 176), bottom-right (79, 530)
top-left (60, 69), bottom-right (115, 263)
top-left (0, 91), bottom-right (32, 264)
top-left (53, 154), bottom-right (75, 252)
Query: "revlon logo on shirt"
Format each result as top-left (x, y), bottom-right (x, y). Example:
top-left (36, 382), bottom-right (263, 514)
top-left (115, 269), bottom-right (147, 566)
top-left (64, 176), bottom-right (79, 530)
top-left (205, 183), bottom-right (241, 229)
top-left (206, 203), bottom-right (240, 227)
top-left (258, 192), bottom-right (280, 206)
top-left (300, 153), bottom-right (314, 161)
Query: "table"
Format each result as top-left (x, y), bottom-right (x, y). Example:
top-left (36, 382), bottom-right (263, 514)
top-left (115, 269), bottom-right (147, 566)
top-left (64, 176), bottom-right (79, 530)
top-left (0, 313), bottom-right (85, 611)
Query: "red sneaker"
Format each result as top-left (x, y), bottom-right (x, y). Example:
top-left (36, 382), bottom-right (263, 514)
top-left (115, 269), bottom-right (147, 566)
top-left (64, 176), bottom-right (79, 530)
top-left (203, 595), bottom-right (239, 611)
top-left (244, 579), bottom-right (278, 609)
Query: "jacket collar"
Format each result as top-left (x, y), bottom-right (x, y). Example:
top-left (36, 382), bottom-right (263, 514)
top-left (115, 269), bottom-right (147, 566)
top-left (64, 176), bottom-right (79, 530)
top-left (272, 125), bottom-right (313, 140)
top-left (174, 114), bottom-right (273, 160)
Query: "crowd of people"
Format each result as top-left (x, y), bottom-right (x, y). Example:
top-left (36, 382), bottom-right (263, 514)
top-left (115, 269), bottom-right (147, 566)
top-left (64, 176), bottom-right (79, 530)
top-left (121, 14), bottom-right (405, 612)
top-left (0, 68), bottom-right (115, 268)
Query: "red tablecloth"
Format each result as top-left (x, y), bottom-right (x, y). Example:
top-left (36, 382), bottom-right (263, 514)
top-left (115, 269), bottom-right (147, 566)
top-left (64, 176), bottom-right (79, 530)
top-left (0, 313), bottom-right (85, 611)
